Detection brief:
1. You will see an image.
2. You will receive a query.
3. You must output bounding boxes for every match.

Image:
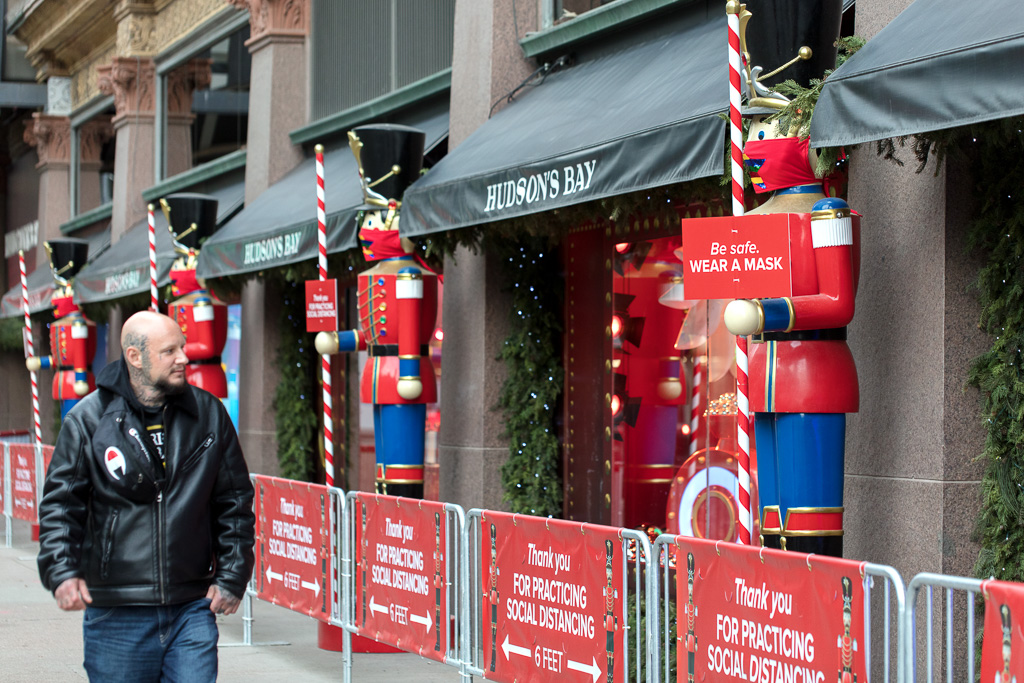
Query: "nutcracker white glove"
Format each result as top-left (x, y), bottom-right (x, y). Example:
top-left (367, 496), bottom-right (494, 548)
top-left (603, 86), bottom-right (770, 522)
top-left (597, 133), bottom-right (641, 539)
top-left (724, 299), bottom-right (762, 336)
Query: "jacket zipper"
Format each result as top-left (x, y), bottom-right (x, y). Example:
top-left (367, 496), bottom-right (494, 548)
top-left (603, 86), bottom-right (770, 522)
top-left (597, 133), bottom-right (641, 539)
top-left (157, 489), bottom-right (166, 603)
top-left (100, 509), bottom-right (119, 580)
top-left (158, 405), bottom-right (169, 603)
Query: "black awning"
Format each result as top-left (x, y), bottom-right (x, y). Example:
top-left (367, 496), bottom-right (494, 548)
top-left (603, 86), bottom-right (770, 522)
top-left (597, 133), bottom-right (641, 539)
top-left (811, 0), bottom-right (1024, 147)
top-left (400, 6), bottom-right (727, 236)
top-left (197, 103), bottom-right (450, 279)
top-left (73, 169), bottom-right (245, 304)
top-left (1, 227), bottom-right (111, 318)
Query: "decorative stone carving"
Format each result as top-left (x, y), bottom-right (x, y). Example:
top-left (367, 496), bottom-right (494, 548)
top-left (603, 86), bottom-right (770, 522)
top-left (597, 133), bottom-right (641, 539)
top-left (79, 118), bottom-right (115, 163)
top-left (23, 114), bottom-right (72, 168)
top-left (97, 57), bottom-right (157, 121)
top-left (167, 59), bottom-right (213, 115)
top-left (225, 0), bottom-right (308, 45)
top-left (119, 13), bottom-right (159, 56)
top-left (46, 77), bottom-right (73, 117)
top-left (158, 0), bottom-right (225, 55)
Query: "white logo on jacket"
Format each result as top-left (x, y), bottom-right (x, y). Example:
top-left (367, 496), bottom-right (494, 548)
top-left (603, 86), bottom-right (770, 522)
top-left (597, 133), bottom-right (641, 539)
top-left (104, 447), bottom-right (127, 480)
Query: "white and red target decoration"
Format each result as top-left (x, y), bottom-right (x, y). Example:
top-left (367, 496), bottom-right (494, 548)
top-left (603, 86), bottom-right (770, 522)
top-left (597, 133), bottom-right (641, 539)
top-left (666, 448), bottom-right (759, 544)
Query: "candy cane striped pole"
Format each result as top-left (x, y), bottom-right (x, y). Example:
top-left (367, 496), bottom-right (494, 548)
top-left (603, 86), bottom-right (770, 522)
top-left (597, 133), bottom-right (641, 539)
top-left (688, 359), bottom-right (702, 456)
top-left (316, 144), bottom-right (334, 487)
top-left (20, 251), bottom-right (42, 447)
top-left (148, 204), bottom-right (158, 312)
top-left (727, 0), bottom-right (752, 545)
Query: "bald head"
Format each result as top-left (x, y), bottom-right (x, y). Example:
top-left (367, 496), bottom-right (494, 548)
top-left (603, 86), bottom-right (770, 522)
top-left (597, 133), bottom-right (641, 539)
top-left (121, 311), bottom-right (180, 351)
top-left (122, 311), bottom-right (189, 406)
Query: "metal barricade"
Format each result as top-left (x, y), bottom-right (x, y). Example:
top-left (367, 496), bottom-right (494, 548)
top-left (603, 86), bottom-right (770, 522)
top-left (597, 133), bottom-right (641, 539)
top-left (2, 443), bottom-right (10, 547)
top-left (343, 492), bottom-right (467, 680)
top-left (239, 474), bottom-right (349, 681)
top-left (905, 572), bottom-right (985, 683)
top-left (464, 509), bottom-right (653, 682)
top-left (650, 535), bottom-right (907, 683)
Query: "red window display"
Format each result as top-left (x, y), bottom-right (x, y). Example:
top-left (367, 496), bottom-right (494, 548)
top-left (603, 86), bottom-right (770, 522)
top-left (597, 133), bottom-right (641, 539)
top-left (564, 221), bottom-right (757, 541)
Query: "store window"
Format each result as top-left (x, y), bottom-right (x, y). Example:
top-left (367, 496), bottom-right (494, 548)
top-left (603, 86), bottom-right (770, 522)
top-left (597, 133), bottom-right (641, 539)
top-left (154, 16), bottom-right (250, 181)
top-left (565, 216), bottom-right (754, 538)
top-left (547, 0), bottom-right (618, 26)
top-left (310, 0), bottom-right (455, 120)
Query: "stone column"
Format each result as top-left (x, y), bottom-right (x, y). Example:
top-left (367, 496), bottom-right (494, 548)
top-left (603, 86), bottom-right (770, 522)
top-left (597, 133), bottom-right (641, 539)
top-left (165, 59), bottom-right (212, 177)
top-left (23, 114), bottom-right (71, 266)
top-left (225, 0), bottom-right (309, 476)
top-left (98, 57), bottom-right (156, 242)
top-left (842, 0), bottom-right (985, 584)
top-left (78, 118), bottom-right (114, 213)
top-left (436, 1), bottom-right (539, 512)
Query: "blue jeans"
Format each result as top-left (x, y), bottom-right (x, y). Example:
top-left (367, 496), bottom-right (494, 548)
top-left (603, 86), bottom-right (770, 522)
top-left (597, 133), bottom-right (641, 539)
top-left (82, 597), bottom-right (218, 682)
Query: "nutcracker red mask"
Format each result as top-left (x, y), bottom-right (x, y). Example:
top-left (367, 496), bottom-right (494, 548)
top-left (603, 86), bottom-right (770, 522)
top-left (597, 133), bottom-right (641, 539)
top-left (743, 135), bottom-right (818, 192)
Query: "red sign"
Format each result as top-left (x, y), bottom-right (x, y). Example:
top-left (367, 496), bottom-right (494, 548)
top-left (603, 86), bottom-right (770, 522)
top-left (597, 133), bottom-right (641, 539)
top-left (305, 279), bottom-right (339, 333)
top-left (675, 536), bottom-right (866, 682)
top-left (0, 446), bottom-right (5, 515)
top-left (253, 475), bottom-right (333, 622)
top-left (980, 579), bottom-right (1024, 679)
top-left (680, 214), bottom-right (793, 300)
top-left (353, 494), bottom-right (448, 660)
top-left (481, 511), bottom-right (626, 683)
top-left (10, 444), bottom-right (39, 522)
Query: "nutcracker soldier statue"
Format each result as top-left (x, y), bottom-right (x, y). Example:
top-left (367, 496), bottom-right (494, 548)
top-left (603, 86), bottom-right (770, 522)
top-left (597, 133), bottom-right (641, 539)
top-left (26, 239), bottom-right (97, 419)
top-left (722, 0), bottom-right (856, 556)
top-left (159, 193), bottom-right (228, 398)
top-left (315, 123), bottom-right (438, 499)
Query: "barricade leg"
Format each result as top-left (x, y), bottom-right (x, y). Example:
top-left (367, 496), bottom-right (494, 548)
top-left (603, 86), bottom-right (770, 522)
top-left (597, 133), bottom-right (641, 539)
top-left (3, 443), bottom-right (10, 548)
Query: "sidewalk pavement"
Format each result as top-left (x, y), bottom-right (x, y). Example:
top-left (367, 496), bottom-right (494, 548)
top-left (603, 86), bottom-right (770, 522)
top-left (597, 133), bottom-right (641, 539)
top-left (0, 519), bottom-right (459, 682)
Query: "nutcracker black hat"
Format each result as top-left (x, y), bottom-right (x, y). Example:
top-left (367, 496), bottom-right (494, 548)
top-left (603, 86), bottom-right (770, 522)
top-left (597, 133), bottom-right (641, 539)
top-left (159, 192), bottom-right (220, 252)
top-left (348, 123), bottom-right (425, 210)
top-left (737, 0), bottom-right (843, 114)
top-left (44, 238), bottom-right (89, 285)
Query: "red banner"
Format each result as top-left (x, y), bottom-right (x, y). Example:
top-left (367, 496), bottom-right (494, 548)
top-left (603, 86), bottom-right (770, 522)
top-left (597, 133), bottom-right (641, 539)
top-left (680, 214), bottom-right (793, 300)
top-left (9, 444), bottom-right (39, 523)
top-left (675, 536), bottom-right (866, 682)
top-left (0, 445), bottom-right (5, 515)
top-left (980, 579), bottom-right (1024, 679)
top-left (353, 494), bottom-right (449, 660)
top-left (305, 279), bottom-right (339, 332)
top-left (253, 476), bottom-right (333, 622)
top-left (481, 511), bottom-right (626, 683)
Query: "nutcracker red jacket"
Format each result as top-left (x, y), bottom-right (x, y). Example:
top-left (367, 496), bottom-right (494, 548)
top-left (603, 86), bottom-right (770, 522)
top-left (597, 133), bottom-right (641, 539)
top-left (36, 358), bottom-right (255, 606)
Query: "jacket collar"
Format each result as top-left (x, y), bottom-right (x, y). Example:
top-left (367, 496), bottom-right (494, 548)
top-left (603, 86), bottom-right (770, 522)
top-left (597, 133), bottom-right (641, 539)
top-left (95, 358), bottom-right (199, 417)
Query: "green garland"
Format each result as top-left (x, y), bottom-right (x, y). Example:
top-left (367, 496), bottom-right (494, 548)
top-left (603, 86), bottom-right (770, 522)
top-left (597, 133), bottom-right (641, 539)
top-left (272, 277), bottom-right (321, 481)
top-left (960, 120), bottom-right (1024, 583)
top-left (492, 233), bottom-right (565, 516)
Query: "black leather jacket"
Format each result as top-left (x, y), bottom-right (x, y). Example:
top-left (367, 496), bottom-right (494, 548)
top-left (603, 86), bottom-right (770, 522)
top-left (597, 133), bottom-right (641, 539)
top-left (37, 359), bottom-right (255, 606)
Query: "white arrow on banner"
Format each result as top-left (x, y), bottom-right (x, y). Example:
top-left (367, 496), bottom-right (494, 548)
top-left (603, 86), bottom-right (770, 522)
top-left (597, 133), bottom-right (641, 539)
top-left (301, 578), bottom-right (321, 597)
top-left (409, 610), bottom-right (433, 632)
top-left (567, 656), bottom-right (602, 683)
top-left (369, 596), bottom-right (389, 616)
top-left (265, 566), bottom-right (283, 584)
top-left (501, 634), bottom-right (531, 661)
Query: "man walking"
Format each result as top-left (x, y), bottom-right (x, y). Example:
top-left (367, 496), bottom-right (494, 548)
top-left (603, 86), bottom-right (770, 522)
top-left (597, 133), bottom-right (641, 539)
top-left (37, 311), bottom-right (255, 682)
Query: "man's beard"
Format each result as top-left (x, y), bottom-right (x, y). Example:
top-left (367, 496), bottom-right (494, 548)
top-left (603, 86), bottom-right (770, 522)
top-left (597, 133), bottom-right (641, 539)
top-left (155, 375), bottom-right (187, 396)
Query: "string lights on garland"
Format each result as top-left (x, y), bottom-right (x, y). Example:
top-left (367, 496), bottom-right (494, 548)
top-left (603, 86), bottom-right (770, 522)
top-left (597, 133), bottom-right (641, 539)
top-left (493, 235), bottom-right (564, 517)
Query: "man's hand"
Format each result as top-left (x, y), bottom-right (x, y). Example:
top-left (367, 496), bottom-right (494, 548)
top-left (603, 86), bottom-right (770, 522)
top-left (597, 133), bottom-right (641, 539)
top-left (206, 584), bottom-right (241, 616)
top-left (55, 578), bottom-right (92, 611)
